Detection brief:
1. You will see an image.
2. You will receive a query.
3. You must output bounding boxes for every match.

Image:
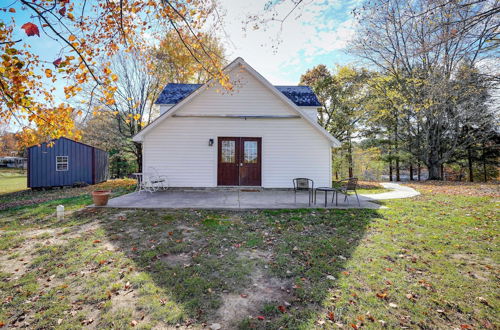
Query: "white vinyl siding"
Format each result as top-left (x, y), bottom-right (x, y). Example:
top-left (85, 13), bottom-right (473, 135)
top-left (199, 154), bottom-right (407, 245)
top-left (299, 107), bottom-right (319, 122)
top-left (143, 117), bottom-right (331, 188)
top-left (142, 66), bottom-right (332, 188)
top-left (159, 104), bottom-right (174, 115)
top-left (176, 69), bottom-right (296, 117)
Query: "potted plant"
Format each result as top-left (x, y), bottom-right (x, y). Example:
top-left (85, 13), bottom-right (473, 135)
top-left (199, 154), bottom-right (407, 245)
top-left (92, 190), bottom-right (111, 206)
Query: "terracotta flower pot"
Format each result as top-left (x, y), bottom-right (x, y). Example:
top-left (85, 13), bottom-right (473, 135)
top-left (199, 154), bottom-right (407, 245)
top-left (92, 190), bottom-right (111, 206)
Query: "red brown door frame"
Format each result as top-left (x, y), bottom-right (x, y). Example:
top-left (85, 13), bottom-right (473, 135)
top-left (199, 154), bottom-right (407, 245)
top-left (217, 137), bottom-right (262, 186)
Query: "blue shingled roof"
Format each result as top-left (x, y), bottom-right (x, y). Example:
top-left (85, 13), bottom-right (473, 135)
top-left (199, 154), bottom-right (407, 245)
top-left (155, 83), bottom-right (321, 107)
top-left (155, 83), bottom-right (203, 105)
top-left (274, 85), bottom-right (321, 107)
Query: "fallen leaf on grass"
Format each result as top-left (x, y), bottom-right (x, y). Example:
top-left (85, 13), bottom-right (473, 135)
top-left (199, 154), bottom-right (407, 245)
top-left (477, 297), bottom-right (491, 307)
top-left (257, 316), bottom-right (265, 320)
top-left (130, 320), bottom-right (138, 326)
top-left (240, 294), bottom-right (248, 298)
top-left (81, 319), bottom-right (93, 325)
top-left (327, 311), bottom-right (335, 321)
top-left (406, 293), bottom-right (417, 301)
top-left (278, 305), bottom-right (286, 313)
top-left (93, 240), bottom-right (101, 243)
top-left (389, 303), bottom-right (398, 308)
top-left (376, 291), bottom-right (388, 300)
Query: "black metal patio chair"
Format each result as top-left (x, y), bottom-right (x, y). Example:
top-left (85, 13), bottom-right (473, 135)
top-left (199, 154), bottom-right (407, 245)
top-left (337, 177), bottom-right (360, 206)
top-left (293, 178), bottom-right (314, 206)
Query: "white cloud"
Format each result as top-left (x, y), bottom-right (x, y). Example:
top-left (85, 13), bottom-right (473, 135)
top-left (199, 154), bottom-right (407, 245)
top-left (217, 0), bottom-right (358, 84)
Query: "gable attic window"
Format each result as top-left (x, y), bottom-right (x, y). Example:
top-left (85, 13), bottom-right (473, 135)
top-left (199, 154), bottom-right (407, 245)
top-left (56, 156), bottom-right (69, 171)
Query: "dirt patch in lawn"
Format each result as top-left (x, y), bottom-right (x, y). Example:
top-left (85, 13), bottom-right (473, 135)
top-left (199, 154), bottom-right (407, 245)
top-left (0, 221), bottom-right (103, 276)
top-left (176, 225), bottom-right (198, 243)
top-left (214, 268), bottom-right (291, 328)
top-left (210, 249), bottom-right (290, 328)
top-left (159, 253), bottom-right (192, 267)
top-left (450, 253), bottom-right (497, 282)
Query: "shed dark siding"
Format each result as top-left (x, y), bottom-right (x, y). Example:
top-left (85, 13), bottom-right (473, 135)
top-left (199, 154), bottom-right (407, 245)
top-left (27, 138), bottom-right (108, 188)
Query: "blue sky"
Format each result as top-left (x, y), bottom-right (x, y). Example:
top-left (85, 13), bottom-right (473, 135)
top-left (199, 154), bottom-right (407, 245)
top-left (218, 0), bottom-right (361, 84)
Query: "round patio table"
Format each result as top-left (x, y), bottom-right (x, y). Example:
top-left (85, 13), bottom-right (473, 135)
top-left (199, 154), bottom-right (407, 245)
top-left (314, 187), bottom-right (337, 207)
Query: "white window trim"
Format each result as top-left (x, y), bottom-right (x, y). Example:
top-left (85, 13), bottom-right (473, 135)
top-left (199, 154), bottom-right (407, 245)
top-left (56, 156), bottom-right (69, 172)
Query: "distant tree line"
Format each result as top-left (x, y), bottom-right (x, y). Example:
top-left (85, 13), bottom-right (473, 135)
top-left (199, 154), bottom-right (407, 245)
top-left (301, 0), bottom-right (499, 181)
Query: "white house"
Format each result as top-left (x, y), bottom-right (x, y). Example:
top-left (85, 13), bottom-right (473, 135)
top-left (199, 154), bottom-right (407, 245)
top-left (132, 57), bottom-right (340, 188)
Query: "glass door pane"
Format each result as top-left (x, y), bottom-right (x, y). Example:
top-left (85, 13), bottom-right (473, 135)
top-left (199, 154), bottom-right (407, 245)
top-left (221, 140), bottom-right (236, 163)
top-left (243, 141), bottom-right (258, 163)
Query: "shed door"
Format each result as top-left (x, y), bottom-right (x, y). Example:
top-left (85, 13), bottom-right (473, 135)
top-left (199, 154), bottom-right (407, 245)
top-left (217, 137), bottom-right (261, 186)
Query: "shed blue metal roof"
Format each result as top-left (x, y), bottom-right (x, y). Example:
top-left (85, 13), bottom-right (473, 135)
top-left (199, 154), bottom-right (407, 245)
top-left (155, 83), bottom-right (321, 107)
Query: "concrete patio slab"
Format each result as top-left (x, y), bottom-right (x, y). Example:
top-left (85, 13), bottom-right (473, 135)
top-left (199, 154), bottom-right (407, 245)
top-left (104, 189), bottom-right (383, 210)
top-left (101, 183), bottom-right (418, 210)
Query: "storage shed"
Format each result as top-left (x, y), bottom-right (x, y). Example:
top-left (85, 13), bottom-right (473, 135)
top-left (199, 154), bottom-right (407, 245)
top-left (27, 137), bottom-right (108, 188)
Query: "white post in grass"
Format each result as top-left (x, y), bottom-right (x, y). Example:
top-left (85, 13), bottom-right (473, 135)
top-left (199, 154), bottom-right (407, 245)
top-left (56, 205), bottom-right (64, 220)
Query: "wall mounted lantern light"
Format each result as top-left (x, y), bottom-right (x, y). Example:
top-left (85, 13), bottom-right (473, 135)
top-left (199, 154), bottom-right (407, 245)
top-left (208, 138), bottom-right (214, 146)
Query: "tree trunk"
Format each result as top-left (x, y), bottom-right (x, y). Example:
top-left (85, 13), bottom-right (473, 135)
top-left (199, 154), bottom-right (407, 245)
top-left (134, 142), bottom-right (143, 173)
top-left (409, 164), bottom-right (414, 181)
top-left (347, 138), bottom-right (353, 178)
top-left (396, 158), bottom-right (400, 181)
top-left (389, 160), bottom-right (393, 182)
top-left (427, 147), bottom-right (441, 180)
top-left (467, 147), bottom-right (474, 182)
top-left (482, 143), bottom-right (487, 182)
top-left (428, 163), bottom-right (440, 180)
top-left (440, 163), bottom-right (445, 181)
top-left (417, 163), bottom-right (421, 181)
top-left (394, 118), bottom-right (400, 181)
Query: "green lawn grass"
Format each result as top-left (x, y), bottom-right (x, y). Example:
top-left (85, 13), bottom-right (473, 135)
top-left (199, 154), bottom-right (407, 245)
top-left (0, 181), bottom-right (498, 329)
top-left (0, 168), bottom-right (27, 194)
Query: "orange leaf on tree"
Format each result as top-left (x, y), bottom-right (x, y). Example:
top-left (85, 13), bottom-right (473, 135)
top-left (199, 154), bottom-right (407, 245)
top-left (9, 8), bottom-right (16, 13)
top-left (21, 22), bottom-right (40, 37)
top-left (59, 7), bottom-right (66, 16)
